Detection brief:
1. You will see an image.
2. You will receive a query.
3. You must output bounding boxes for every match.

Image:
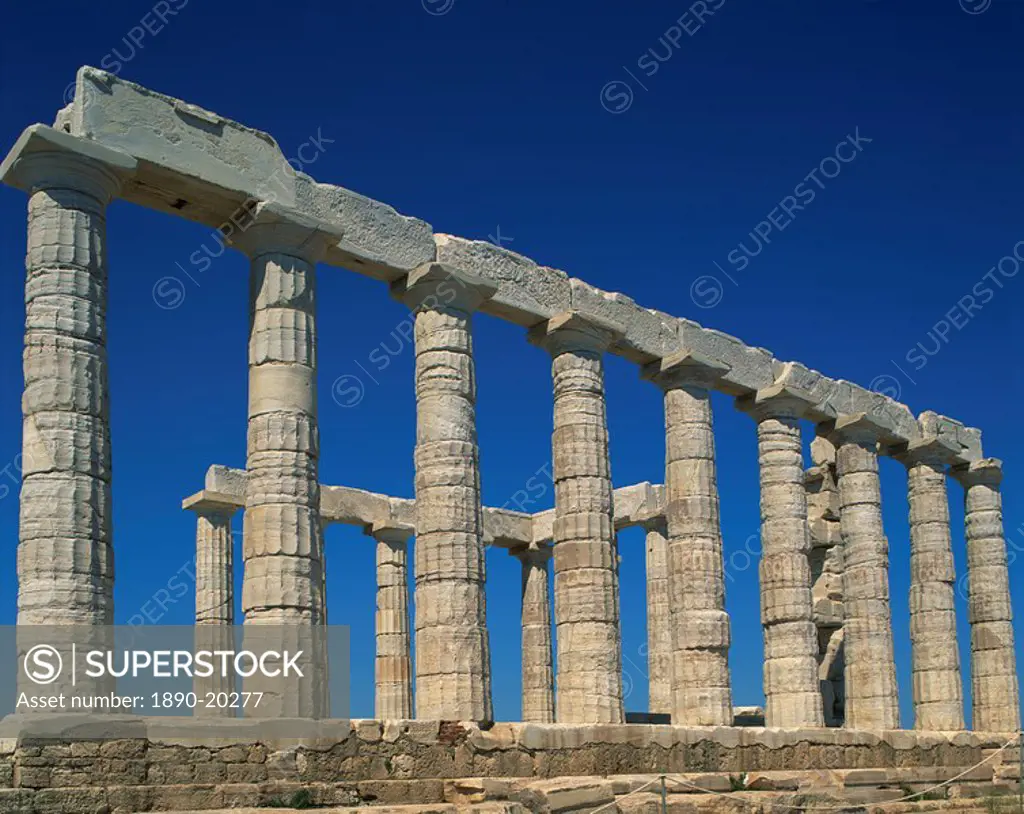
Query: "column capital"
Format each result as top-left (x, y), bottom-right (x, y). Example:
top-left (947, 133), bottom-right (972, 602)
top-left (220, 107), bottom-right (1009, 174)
top-left (640, 515), bottom-right (668, 534)
top-left (182, 490), bottom-right (242, 519)
top-left (391, 262), bottom-right (497, 312)
top-left (736, 382), bottom-right (818, 421)
top-left (642, 350), bottom-right (730, 390)
top-left (366, 520), bottom-right (414, 544)
top-left (891, 436), bottom-right (961, 468)
top-left (511, 543), bottom-right (552, 563)
top-left (952, 457), bottom-right (1003, 488)
top-left (1, 124), bottom-right (136, 202)
top-left (226, 201), bottom-right (343, 263)
top-left (528, 310), bottom-right (625, 355)
top-left (821, 411), bottom-right (899, 448)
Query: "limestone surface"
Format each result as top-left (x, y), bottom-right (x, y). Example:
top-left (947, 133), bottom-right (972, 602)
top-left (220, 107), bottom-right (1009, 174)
top-left (746, 388), bottom-right (824, 729)
top-left (900, 440), bottom-right (964, 732)
top-left (642, 519), bottom-right (672, 717)
top-left (530, 311), bottom-right (625, 725)
top-left (516, 547), bottom-right (555, 723)
top-left (953, 459), bottom-right (1020, 733)
top-left (395, 263), bottom-right (495, 722)
top-left (371, 525), bottom-right (414, 720)
top-left (645, 351), bottom-right (733, 726)
top-left (831, 415), bottom-right (900, 730)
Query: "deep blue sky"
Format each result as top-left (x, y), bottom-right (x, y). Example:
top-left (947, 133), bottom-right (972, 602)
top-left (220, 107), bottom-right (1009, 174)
top-left (0, 0), bottom-right (1021, 725)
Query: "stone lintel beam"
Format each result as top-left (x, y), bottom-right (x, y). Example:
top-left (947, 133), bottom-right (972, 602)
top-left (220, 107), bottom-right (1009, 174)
top-left (919, 410), bottom-right (983, 465)
top-left (41, 68), bottom-right (983, 458)
top-left (182, 490), bottom-right (243, 516)
top-left (64, 67), bottom-right (435, 280)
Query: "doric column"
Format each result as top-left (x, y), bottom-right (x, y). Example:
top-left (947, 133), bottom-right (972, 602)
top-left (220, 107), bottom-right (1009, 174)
top-left (229, 203), bottom-right (340, 719)
top-left (643, 518), bottom-right (672, 717)
top-left (530, 311), bottom-right (624, 724)
top-left (370, 523), bottom-right (414, 720)
top-left (897, 439), bottom-right (964, 732)
top-left (515, 545), bottom-right (555, 723)
top-left (829, 413), bottom-right (900, 730)
top-left (953, 459), bottom-right (1020, 733)
top-left (229, 204), bottom-right (340, 628)
top-left (1, 127), bottom-right (135, 627)
top-left (643, 351), bottom-right (732, 726)
top-left (184, 492), bottom-right (238, 717)
top-left (392, 262), bottom-right (496, 721)
top-left (739, 384), bottom-right (824, 728)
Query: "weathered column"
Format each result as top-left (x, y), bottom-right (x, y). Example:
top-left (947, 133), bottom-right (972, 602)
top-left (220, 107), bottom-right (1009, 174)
top-left (897, 439), bottom-right (964, 731)
top-left (2, 128), bottom-right (135, 628)
top-left (953, 459), bottom-right (1020, 733)
top-left (830, 413), bottom-right (900, 730)
top-left (393, 262), bottom-right (496, 721)
top-left (643, 518), bottom-right (673, 717)
top-left (741, 385), bottom-right (824, 728)
top-left (530, 311), bottom-right (624, 724)
top-left (643, 351), bottom-right (732, 726)
top-left (184, 492), bottom-right (237, 717)
top-left (230, 203), bottom-right (341, 718)
top-left (516, 545), bottom-right (555, 723)
top-left (370, 523), bottom-right (414, 720)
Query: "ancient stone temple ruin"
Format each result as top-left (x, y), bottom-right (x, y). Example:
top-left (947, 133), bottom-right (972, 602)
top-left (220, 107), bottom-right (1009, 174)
top-left (0, 66), bottom-right (1020, 812)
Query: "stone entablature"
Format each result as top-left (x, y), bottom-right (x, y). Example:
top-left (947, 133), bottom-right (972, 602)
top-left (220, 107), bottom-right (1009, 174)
top-left (184, 466), bottom-right (666, 550)
top-left (1, 66), bottom-right (1019, 735)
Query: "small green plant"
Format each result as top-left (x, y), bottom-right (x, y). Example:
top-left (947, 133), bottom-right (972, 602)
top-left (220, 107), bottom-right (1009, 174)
top-left (288, 789), bottom-right (315, 809)
top-left (728, 772), bottom-right (746, 791)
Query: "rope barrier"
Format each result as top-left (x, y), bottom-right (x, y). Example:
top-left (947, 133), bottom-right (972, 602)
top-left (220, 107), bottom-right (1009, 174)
top-left (579, 731), bottom-right (1021, 813)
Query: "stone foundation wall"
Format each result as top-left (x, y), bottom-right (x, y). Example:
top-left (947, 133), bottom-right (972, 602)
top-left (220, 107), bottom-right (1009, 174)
top-left (0, 717), bottom-right (1017, 812)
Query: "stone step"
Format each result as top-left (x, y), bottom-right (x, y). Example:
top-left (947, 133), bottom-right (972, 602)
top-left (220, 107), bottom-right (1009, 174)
top-left (151, 807), bottom-right (525, 814)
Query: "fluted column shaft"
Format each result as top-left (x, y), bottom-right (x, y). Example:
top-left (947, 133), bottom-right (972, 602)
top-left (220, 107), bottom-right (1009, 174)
top-left (955, 459), bottom-right (1020, 732)
top-left (241, 247), bottom-right (324, 626)
top-left (192, 507), bottom-right (236, 717)
top-left (663, 383), bottom-right (731, 725)
top-left (753, 399), bottom-right (824, 728)
top-left (833, 422), bottom-right (899, 730)
top-left (532, 313), bottom-right (623, 724)
top-left (903, 446), bottom-right (963, 731)
top-left (373, 527), bottom-right (413, 719)
top-left (518, 546), bottom-right (555, 723)
top-left (17, 156), bottom-right (123, 627)
top-left (230, 208), bottom-right (339, 719)
top-left (643, 519), bottom-right (673, 717)
top-left (397, 264), bottom-right (494, 721)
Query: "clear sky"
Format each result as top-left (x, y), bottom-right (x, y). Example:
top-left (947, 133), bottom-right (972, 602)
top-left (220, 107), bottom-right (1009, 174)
top-left (0, 0), bottom-right (1021, 725)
